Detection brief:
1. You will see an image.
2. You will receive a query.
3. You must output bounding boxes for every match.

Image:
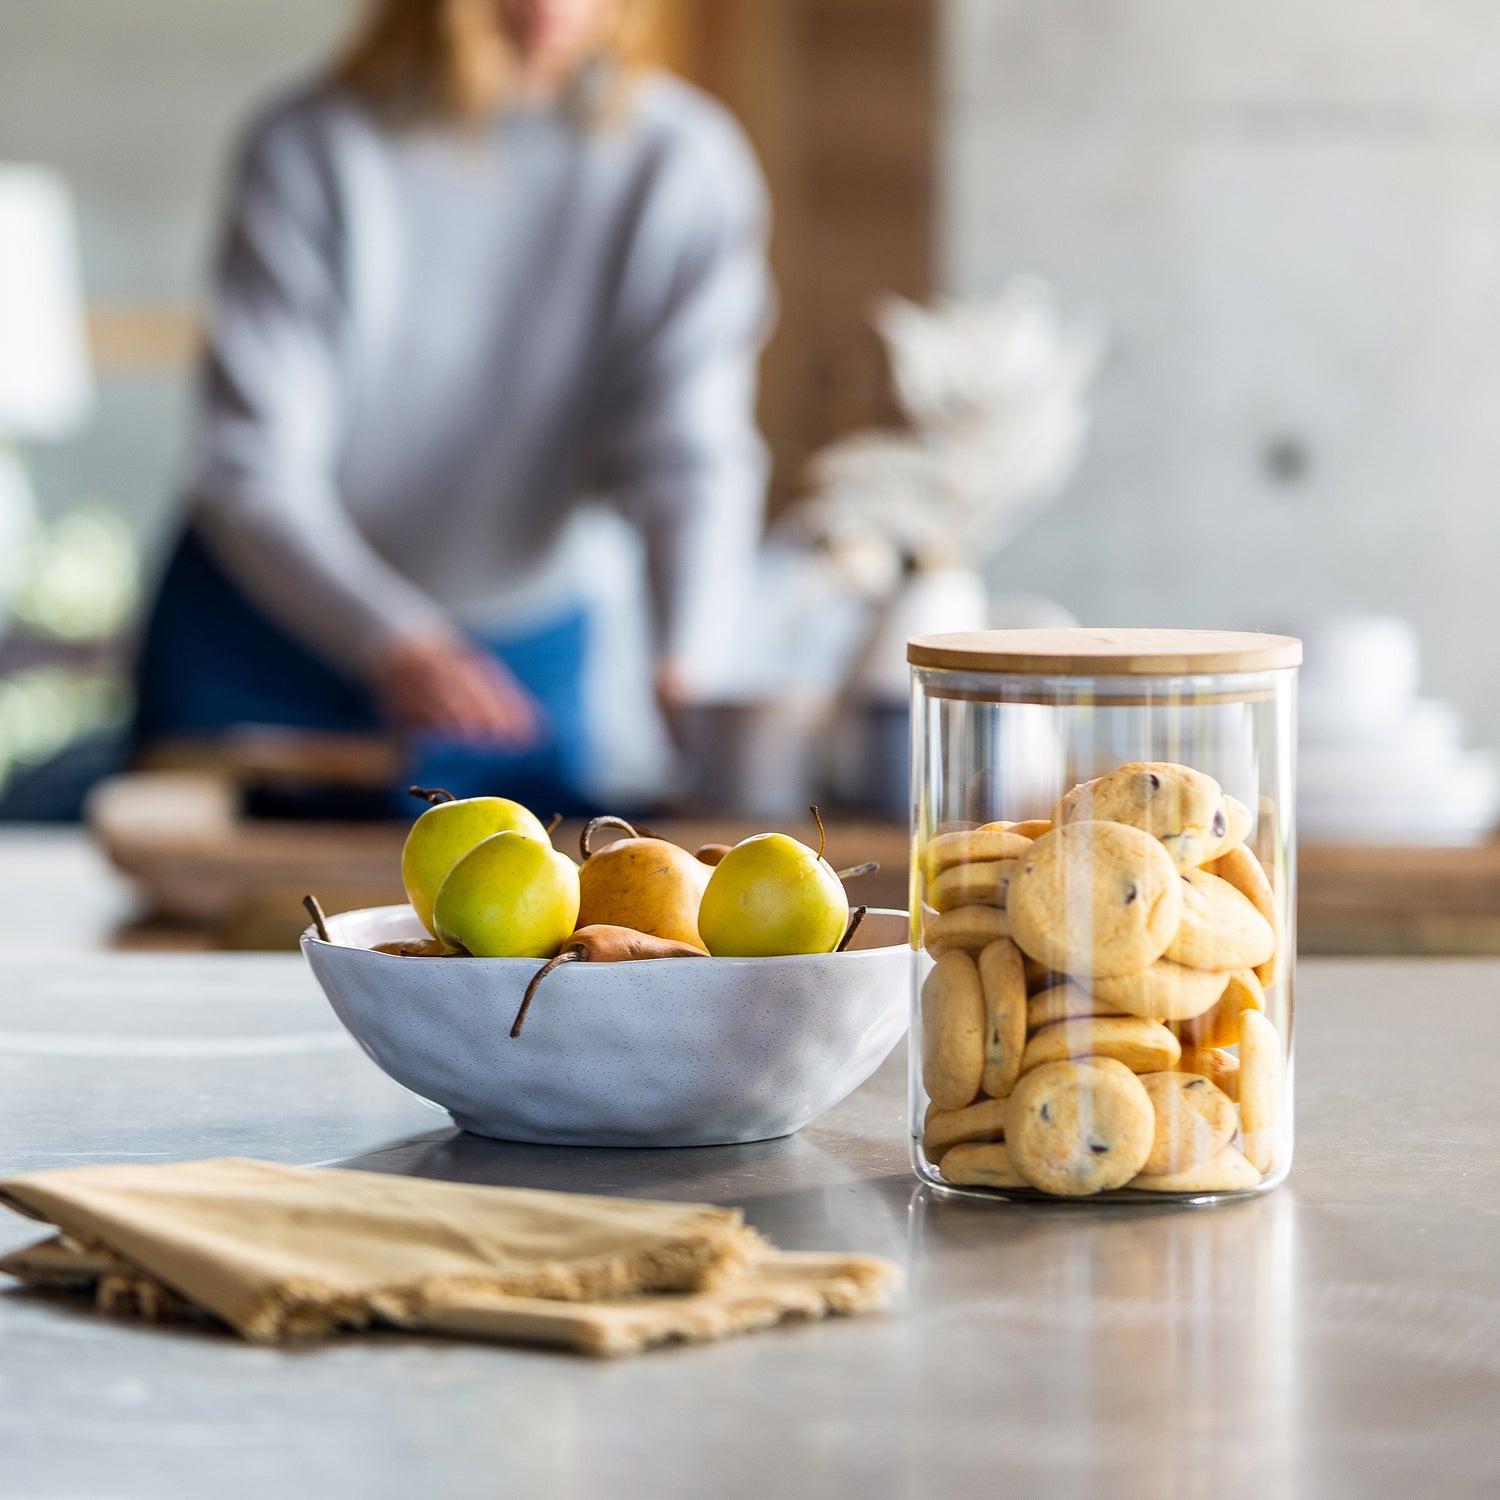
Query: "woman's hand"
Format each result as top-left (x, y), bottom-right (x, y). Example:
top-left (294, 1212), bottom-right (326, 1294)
top-left (654, 660), bottom-right (693, 750)
top-left (373, 626), bottom-right (543, 747)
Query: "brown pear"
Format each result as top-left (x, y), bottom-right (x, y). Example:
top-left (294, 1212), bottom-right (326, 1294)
top-left (576, 829), bottom-right (712, 951)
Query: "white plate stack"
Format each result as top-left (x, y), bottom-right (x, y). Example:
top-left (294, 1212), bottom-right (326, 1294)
top-left (1297, 616), bottom-right (1500, 845)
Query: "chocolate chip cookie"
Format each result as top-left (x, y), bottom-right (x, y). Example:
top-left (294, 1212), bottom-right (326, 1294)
top-left (1008, 821), bottom-right (1183, 978)
top-left (1005, 1057), bottom-right (1155, 1196)
top-left (1055, 762), bottom-right (1229, 870)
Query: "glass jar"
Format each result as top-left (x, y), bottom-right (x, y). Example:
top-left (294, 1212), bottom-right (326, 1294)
top-left (908, 629), bottom-right (1300, 1202)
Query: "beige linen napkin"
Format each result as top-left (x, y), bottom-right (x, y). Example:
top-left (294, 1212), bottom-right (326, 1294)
top-left (0, 1158), bottom-right (898, 1355)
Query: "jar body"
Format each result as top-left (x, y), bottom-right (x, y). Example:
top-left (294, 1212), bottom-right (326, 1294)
top-left (910, 664), bottom-right (1296, 1201)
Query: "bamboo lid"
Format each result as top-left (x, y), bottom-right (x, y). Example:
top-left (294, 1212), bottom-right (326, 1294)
top-left (907, 628), bottom-right (1303, 677)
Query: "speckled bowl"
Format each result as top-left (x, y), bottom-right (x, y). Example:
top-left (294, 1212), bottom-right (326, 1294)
top-left (302, 904), bottom-right (910, 1148)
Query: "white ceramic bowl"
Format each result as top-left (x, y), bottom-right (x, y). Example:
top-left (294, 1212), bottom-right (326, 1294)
top-left (302, 904), bottom-right (911, 1148)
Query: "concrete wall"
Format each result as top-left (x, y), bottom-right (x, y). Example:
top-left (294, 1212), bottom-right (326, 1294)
top-left (940, 0), bottom-right (1500, 743)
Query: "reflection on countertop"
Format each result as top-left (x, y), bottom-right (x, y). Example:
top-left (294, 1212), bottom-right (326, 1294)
top-left (1, 947), bottom-right (1498, 1496)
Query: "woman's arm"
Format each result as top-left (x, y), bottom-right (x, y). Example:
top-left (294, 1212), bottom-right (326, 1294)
top-left (185, 100), bottom-right (537, 742)
top-left (596, 99), bottom-right (776, 702)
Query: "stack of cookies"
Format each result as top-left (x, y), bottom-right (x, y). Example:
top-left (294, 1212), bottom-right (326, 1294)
top-left (917, 762), bottom-right (1285, 1197)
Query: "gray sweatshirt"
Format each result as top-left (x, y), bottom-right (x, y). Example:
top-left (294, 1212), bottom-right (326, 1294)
top-left (185, 71), bottom-right (772, 679)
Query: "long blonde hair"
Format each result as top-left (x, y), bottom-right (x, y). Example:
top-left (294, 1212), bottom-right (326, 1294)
top-left (336, 0), bottom-right (659, 126)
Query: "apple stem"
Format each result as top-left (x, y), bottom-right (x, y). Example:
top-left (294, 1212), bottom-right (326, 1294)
top-left (836, 861), bottom-right (879, 881)
top-left (511, 949), bottom-right (583, 1037)
top-left (836, 905), bottom-right (868, 953)
top-left (810, 805), bottom-right (828, 862)
top-left (580, 814), bottom-right (640, 862)
top-left (545, 812), bottom-right (564, 836)
top-left (302, 893), bottom-right (331, 943)
top-left (409, 786), bottom-right (456, 805)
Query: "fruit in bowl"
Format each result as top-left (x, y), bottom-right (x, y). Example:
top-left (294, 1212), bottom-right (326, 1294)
top-left (698, 827), bottom-right (849, 958)
top-left (300, 799), bottom-right (909, 1147)
top-left (432, 830), bottom-right (580, 960)
top-left (574, 816), bottom-right (712, 950)
top-left (400, 787), bottom-right (550, 936)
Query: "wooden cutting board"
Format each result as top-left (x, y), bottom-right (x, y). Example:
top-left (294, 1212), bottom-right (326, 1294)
top-left (86, 772), bottom-right (911, 950)
top-left (87, 770), bottom-right (1500, 954)
top-left (1298, 841), bottom-right (1500, 954)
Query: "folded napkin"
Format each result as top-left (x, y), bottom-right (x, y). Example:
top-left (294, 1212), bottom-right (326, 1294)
top-left (0, 1158), bottom-right (898, 1355)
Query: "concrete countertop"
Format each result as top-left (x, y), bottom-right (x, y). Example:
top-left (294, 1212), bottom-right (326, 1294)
top-left (1, 948), bottom-right (1498, 1499)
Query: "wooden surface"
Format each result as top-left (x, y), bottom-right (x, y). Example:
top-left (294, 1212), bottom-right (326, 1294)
top-left (907, 628), bottom-right (1305, 676)
top-left (670, 0), bottom-right (936, 511)
top-left (84, 773), bottom-right (912, 950)
top-left (86, 306), bottom-right (199, 371)
top-left (1298, 839), bottom-right (1500, 955)
top-left (44, 765), bottom-right (1500, 955)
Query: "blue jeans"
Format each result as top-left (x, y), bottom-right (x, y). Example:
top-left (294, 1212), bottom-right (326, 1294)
top-left (132, 530), bottom-right (594, 817)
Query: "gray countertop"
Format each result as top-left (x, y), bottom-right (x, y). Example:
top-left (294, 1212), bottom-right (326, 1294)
top-left (2, 949), bottom-right (1498, 1500)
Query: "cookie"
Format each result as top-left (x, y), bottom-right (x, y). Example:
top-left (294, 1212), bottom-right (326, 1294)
top-left (1238, 1009), bottom-right (1280, 1173)
top-left (1206, 842), bottom-right (1280, 988)
top-left (931, 860), bottom-right (1017, 914)
top-left (1091, 960), bottom-right (1230, 1021)
top-left (1026, 983), bottom-right (1126, 1031)
top-left (1020, 1016), bottom-right (1181, 1075)
top-left (1164, 868), bottom-right (1276, 972)
top-left (977, 938), bottom-right (1028, 1099)
top-left (923, 1097), bottom-right (1009, 1158)
top-left (1137, 1071), bottom-right (1238, 1175)
top-left (924, 905), bottom-right (1011, 956)
top-left (1054, 762), bottom-right (1228, 870)
top-left (920, 950), bottom-right (986, 1110)
top-left (1175, 968), bottom-right (1263, 1050)
top-left (1127, 1144), bottom-right (1260, 1193)
top-left (1178, 1045), bottom-right (1240, 1101)
top-left (1006, 819), bottom-right (1053, 840)
top-left (1023, 956), bottom-right (1065, 992)
top-left (1005, 1057), bottom-right (1155, 1196)
top-left (922, 829), bottom-right (1034, 884)
top-left (939, 1141), bottom-right (1027, 1189)
top-left (1202, 795), bottom-right (1253, 863)
top-left (1007, 822), bottom-right (1182, 978)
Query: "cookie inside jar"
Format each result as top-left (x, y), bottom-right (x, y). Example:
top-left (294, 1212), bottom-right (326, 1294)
top-left (908, 630), bottom-right (1300, 1203)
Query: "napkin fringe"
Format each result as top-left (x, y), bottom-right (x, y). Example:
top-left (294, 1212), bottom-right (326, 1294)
top-left (227, 1221), bottom-right (769, 1341)
top-left (0, 1235), bottom-right (210, 1324)
top-left (367, 1252), bottom-right (902, 1356)
top-left (4, 1238), bottom-right (900, 1356)
top-left (567, 1255), bottom-right (900, 1357)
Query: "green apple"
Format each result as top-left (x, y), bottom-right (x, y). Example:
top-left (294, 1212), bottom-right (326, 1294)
top-left (432, 831), bottom-right (580, 959)
top-left (402, 795), bottom-right (549, 936)
top-left (697, 833), bottom-right (849, 957)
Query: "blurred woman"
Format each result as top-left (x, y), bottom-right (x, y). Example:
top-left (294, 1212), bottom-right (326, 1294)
top-left (134, 0), bottom-right (771, 811)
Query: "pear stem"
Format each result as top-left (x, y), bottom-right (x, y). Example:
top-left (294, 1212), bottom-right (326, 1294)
top-left (810, 805), bottom-right (828, 862)
top-left (511, 949), bottom-right (583, 1037)
top-left (836, 862), bottom-right (879, 881)
top-left (409, 786), bottom-right (456, 805)
top-left (302, 893), bottom-right (331, 943)
top-left (545, 812), bottom-right (564, 836)
top-left (836, 905), bottom-right (868, 954)
top-left (580, 815), bottom-right (640, 861)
